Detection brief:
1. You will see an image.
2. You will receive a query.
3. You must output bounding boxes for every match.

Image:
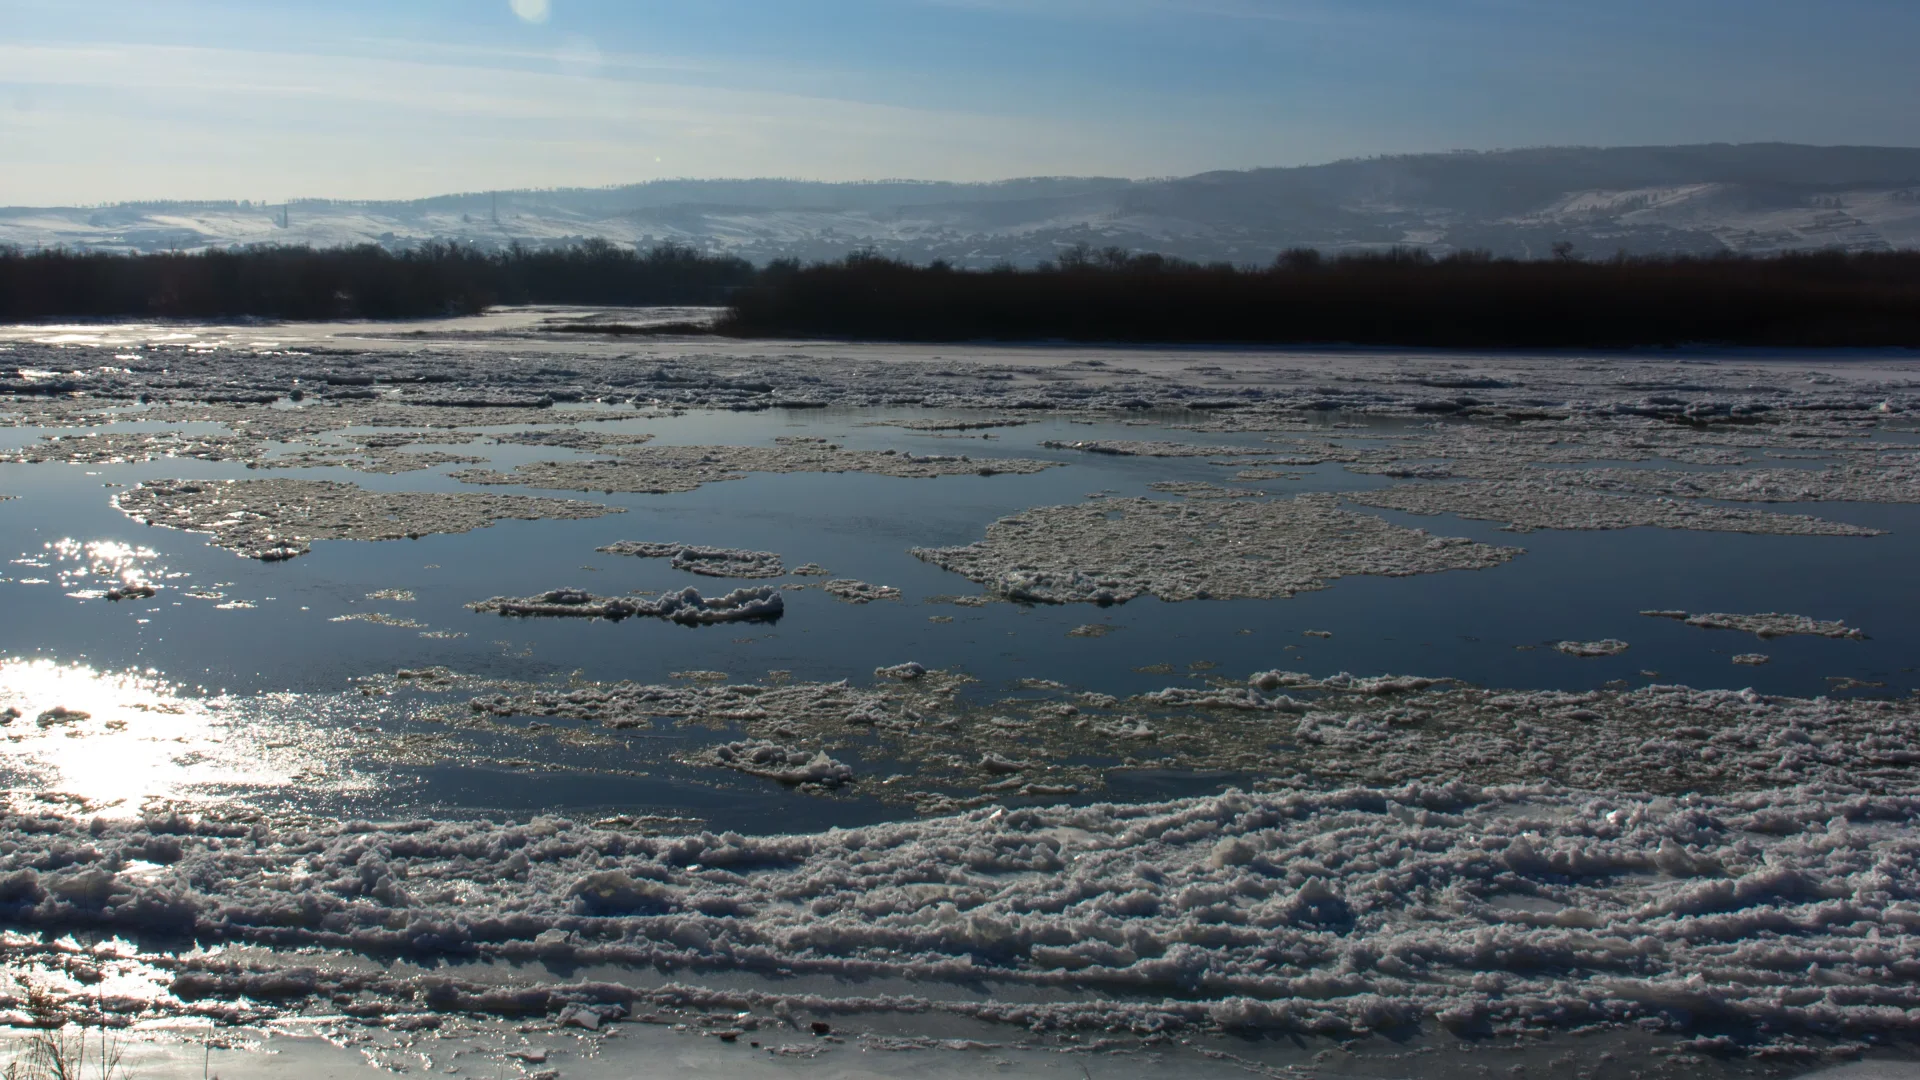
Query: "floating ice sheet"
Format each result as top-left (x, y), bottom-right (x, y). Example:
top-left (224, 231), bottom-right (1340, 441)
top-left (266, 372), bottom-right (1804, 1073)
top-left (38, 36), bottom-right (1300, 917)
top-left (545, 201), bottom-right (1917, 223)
top-left (453, 440), bottom-right (1062, 495)
top-left (114, 478), bottom-right (621, 561)
top-left (1348, 479), bottom-right (1883, 536)
top-left (913, 495), bottom-right (1521, 604)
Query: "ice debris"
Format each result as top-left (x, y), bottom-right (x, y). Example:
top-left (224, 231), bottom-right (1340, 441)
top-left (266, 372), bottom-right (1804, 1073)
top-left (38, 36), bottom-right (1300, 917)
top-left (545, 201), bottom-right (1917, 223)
top-left (877, 416), bottom-right (1028, 431)
top-left (7, 333), bottom-right (1915, 427)
top-left (243, 661), bottom-right (1920, 805)
top-left (707, 742), bottom-right (853, 787)
top-left (1247, 671), bottom-right (1446, 695)
top-left (7, 783), bottom-right (1920, 1052)
top-left (491, 428), bottom-right (657, 452)
top-left (329, 613), bottom-right (428, 629)
top-left (1575, 459), bottom-right (1920, 504)
top-left (35, 706), bottom-right (89, 727)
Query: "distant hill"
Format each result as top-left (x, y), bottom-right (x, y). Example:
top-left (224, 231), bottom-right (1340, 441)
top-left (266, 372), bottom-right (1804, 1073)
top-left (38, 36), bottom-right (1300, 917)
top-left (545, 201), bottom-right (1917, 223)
top-left (7, 144), bottom-right (1920, 265)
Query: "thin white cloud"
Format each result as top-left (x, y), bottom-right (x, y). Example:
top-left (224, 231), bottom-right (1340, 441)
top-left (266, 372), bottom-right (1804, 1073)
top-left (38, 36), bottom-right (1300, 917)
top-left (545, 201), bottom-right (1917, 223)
top-left (0, 40), bottom-right (1232, 202)
top-left (0, 42), bottom-right (1000, 128)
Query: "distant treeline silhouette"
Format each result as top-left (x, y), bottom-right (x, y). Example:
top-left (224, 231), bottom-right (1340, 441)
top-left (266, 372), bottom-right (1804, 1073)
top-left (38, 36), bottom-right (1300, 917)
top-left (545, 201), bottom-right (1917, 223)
top-left (0, 240), bottom-right (754, 320)
top-left (718, 246), bottom-right (1920, 348)
top-left (10, 240), bottom-right (1920, 348)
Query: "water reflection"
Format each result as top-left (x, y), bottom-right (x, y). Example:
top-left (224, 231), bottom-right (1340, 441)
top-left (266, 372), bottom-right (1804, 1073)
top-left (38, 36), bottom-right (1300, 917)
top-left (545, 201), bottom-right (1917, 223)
top-left (39, 538), bottom-right (180, 600)
top-left (0, 658), bottom-right (332, 817)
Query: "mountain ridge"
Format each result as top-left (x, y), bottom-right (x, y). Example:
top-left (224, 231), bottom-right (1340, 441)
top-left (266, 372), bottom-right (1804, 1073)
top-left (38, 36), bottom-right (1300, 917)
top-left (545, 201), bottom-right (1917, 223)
top-left (7, 143), bottom-right (1920, 265)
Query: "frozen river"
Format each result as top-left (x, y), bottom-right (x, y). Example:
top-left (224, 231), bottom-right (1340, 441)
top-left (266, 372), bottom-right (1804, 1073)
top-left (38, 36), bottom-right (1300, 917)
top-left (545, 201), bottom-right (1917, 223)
top-left (0, 312), bottom-right (1918, 1077)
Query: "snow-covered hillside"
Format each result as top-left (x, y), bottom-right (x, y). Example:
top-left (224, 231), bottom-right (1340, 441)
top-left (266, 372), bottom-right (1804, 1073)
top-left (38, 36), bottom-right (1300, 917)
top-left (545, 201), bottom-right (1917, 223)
top-left (6, 143), bottom-right (1920, 265)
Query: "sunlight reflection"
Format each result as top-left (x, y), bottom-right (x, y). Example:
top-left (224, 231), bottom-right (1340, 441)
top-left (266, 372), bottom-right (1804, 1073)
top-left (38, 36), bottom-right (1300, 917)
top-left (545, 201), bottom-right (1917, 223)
top-left (40, 537), bottom-right (183, 600)
top-left (0, 658), bottom-right (341, 818)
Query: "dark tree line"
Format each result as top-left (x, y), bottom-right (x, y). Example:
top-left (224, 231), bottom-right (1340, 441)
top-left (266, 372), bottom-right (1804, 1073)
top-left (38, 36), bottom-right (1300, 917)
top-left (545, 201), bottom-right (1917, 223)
top-left (8, 239), bottom-right (1920, 349)
top-left (715, 245), bottom-right (1920, 348)
top-left (0, 240), bottom-right (755, 320)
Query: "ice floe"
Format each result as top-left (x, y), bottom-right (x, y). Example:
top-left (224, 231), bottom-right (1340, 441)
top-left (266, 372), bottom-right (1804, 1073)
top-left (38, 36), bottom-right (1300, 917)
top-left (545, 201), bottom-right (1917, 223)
top-left (1575, 460), bottom-right (1920, 504)
top-left (704, 741), bottom-right (854, 787)
top-left (1348, 480), bottom-right (1882, 536)
top-left (469, 586), bottom-right (785, 625)
top-left (452, 440), bottom-right (1061, 495)
top-left (822, 579), bottom-right (903, 604)
top-left (1146, 481), bottom-right (1265, 499)
top-left (1041, 440), bottom-right (1287, 458)
top-left (599, 541), bottom-right (785, 579)
top-left (113, 479), bottom-right (620, 561)
top-left (913, 495), bottom-right (1521, 604)
top-left (1555, 639), bottom-right (1631, 658)
top-left (1642, 610), bottom-right (1869, 640)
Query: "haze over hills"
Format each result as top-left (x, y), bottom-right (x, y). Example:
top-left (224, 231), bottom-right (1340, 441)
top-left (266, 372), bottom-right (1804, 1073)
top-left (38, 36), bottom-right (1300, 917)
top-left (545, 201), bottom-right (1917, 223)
top-left (8, 143), bottom-right (1920, 267)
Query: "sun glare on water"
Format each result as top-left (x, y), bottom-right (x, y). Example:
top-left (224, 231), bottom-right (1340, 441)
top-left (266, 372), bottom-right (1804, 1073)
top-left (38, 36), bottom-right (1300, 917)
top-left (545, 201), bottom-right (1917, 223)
top-left (41, 537), bottom-right (174, 599)
top-left (0, 658), bottom-right (312, 817)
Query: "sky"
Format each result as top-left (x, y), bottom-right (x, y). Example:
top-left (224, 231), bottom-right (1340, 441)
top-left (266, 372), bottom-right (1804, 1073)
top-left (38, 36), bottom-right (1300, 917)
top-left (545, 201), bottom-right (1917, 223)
top-left (3, 0), bottom-right (1919, 205)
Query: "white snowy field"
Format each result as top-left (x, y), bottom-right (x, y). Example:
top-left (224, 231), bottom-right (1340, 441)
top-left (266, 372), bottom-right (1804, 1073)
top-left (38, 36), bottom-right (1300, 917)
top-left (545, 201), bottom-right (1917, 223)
top-left (8, 143), bottom-right (1920, 263)
top-left (7, 182), bottom-right (1919, 262)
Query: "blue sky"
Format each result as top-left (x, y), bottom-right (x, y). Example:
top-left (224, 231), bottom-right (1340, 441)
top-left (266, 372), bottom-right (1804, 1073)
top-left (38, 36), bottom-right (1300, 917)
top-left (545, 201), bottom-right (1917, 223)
top-left (3, 0), bottom-right (1918, 204)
